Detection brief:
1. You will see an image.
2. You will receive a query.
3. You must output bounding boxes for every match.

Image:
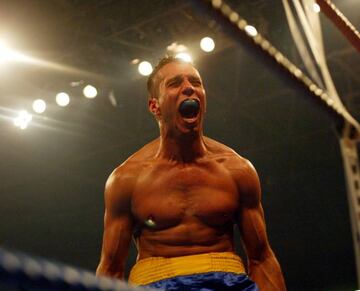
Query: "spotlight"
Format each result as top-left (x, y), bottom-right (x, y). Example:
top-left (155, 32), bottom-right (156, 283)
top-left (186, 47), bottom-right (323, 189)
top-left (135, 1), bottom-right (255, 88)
top-left (138, 61), bottom-right (153, 76)
top-left (56, 92), bottom-right (70, 107)
top-left (167, 42), bottom-right (188, 54)
top-left (0, 39), bottom-right (12, 63)
top-left (83, 84), bottom-right (97, 99)
top-left (175, 52), bottom-right (192, 63)
top-left (32, 99), bottom-right (46, 113)
top-left (244, 25), bottom-right (258, 37)
top-left (200, 37), bottom-right (215, 52)
top-left (14, 110), bottom-right (32, 130)
top-left (0, 39), bottom-right (31, 63)
top-left (313, 3), bottom-right (320, 13)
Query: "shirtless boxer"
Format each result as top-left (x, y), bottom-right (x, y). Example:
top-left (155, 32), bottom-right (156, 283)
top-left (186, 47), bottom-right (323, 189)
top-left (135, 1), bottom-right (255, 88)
top-left (96, 57), bottom-right (286, 290)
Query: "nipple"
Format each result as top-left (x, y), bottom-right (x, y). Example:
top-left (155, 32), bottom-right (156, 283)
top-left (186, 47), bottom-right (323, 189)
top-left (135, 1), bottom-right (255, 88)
top-left (145, 215), bottom-right (156, 228)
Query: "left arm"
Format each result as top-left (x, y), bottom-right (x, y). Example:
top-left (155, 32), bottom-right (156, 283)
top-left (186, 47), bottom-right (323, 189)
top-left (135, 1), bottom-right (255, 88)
top-left (235, 159), bottom-right (286, 290)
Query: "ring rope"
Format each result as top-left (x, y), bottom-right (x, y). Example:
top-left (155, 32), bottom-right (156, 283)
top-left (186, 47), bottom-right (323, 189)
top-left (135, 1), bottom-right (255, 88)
top-left (199, 0), bottom-right (360, 134)
top-left (0, 247), bottom-right (152, 291)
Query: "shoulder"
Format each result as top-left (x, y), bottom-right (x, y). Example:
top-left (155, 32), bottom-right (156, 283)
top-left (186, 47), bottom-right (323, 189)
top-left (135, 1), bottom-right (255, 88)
top-left (204, 136), bottom-right (261, 204)
top-left (104, 138), bottom-right (160, 207)
top-left (104, 162), bottom-right (137, 214)
top-left (229, 156), bottom-right (261, 207)
top-left (204, 136), bottom-right (255, 172)
top-left (204, 136), bottom-right (236, 156)
top-left (104, 138), bottom-right (156, 213)
top-left (227, 156), bottom-right (261, 207)
top-left (108, 137), bottom-right (160, 185)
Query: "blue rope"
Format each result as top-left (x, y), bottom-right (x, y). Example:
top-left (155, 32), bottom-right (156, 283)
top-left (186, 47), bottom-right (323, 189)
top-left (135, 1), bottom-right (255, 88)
top-left (0, 248), bottom-right (153, 291)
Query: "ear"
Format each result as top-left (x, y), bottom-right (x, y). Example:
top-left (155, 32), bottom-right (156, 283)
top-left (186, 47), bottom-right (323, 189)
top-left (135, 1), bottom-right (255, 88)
top-left (148, 98), bottom-right (160, 117)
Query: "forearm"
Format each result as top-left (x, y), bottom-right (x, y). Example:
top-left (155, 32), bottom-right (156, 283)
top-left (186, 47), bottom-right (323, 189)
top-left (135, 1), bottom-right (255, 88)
top-left (97, 212), bottom-right (133, 280)
top-left (248, 254), bottom-right (286, 291)
top-left (96, 261), bottom-right (125, 279)
top-left (96, 236), bottom-right (129, 280)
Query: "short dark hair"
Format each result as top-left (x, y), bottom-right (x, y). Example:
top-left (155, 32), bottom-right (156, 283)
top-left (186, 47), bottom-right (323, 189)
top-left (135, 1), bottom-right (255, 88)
top-left (146, 56), bottom-right (188, 100)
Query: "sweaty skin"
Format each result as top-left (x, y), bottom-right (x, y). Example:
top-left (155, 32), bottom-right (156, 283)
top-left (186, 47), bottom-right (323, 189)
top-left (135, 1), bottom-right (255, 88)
top-left (96, 62), bottom-right (286, 290)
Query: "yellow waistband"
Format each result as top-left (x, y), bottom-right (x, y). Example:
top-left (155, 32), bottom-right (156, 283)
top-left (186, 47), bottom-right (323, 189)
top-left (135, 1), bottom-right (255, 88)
top-left (128, 252), bottom-right (246, 285)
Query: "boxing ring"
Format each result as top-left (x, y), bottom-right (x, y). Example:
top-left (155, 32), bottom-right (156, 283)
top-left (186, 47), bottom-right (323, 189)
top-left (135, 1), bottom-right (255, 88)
top-left (201, 0), bottom-right (360, 286)
top-left (1, 0), bottom-right (359, 289)
top-left (0, 248), bottom-right (151, 290)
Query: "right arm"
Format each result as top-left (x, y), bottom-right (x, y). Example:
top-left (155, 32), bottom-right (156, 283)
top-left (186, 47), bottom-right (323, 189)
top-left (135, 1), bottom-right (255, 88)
top-left (235, 159), bottom-right (286, 290)
top-left (96, 166), bottom-right (135, 279)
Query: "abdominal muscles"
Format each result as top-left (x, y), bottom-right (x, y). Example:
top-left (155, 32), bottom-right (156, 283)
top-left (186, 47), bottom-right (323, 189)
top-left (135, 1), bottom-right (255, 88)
top-left (132, 161), bottom-right (239, 259)
top-left (135, 213), bottom-right (236, 259)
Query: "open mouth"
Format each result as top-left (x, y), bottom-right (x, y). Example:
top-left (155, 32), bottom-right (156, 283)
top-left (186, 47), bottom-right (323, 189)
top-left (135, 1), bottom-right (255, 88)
top-left (178, 99), bottom-right (200, 120)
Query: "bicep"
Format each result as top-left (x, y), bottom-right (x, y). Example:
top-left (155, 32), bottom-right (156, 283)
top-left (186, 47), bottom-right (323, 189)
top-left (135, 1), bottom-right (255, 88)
top-left (236, 160), bottom-right (271, 261)
top-left (97, 169), bottom-right (134, 277)
top-left (98, 211), bottom-right (133, 273)
top-left (238, 204), bottom-right (270, 261)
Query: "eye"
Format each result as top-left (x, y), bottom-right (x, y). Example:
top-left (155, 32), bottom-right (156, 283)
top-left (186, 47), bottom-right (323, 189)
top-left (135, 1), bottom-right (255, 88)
top-left (188, 76), bottom-right (202, 86)
top-left (191, 80), bottom-right (202, 87)
top-left (166, 78), bottom-right (182, 88)
top-left (168, 81), bottom-right (179, 87)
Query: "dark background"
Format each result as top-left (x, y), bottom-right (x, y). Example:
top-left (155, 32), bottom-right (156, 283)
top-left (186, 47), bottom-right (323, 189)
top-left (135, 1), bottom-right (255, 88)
top-left (0, 1), bottom-right (359, 290)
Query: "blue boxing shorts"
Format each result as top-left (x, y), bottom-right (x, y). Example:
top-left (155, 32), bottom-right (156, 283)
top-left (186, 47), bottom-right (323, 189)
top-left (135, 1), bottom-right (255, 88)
top-left (145, 271), bottom-right (259, 290)
top-left (128, 252), bottom-right (259, 291)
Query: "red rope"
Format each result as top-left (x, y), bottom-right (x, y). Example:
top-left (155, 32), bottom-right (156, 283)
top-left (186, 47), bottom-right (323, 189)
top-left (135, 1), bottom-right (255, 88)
top-left (316, 0), bottom-right (360, 52)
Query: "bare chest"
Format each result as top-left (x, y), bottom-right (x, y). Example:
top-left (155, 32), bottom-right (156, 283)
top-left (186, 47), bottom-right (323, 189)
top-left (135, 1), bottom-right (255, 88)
top-left (132, 161), bottom-right (239, 229)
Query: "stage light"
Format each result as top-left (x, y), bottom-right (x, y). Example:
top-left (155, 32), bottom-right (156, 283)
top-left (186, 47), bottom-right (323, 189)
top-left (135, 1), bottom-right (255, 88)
top-left (56, 92), bottom-right (70, 107)
top-left (167, 42), bottom-right (188, 54)
top-left (14, 110), bottom-right (32, 130)
top-left (0, 39), bottom-right (32, 64)
top-left (244, 25), bottom-right (258, 37)
top-left (138, 61), bottom-right (153, 76)
top-left (175, 52), bottom-right (192, 63)
top-left (200, 37), bottom-right (215, 52)
top-left (313, 3), bottom-right (320, 13)
top-left (0, 39), bottom-right (12, 63)
top-left (83, 84), bottom-right (97, 99)
top-left (1, 38), bottom-right (91, 75)
top-left (212, 0), bottom-right (222, 8)
top-left (32, 99), bottom-right (46, 113)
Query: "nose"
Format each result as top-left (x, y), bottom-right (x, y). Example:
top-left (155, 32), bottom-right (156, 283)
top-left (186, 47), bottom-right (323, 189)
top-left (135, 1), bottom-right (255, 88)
top-left (182, 86), bottom-right (194, 97)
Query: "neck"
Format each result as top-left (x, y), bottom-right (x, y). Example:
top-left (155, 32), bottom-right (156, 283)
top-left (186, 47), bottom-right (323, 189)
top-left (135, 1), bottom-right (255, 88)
top-left (156, 126), bottom-right (206, 163)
